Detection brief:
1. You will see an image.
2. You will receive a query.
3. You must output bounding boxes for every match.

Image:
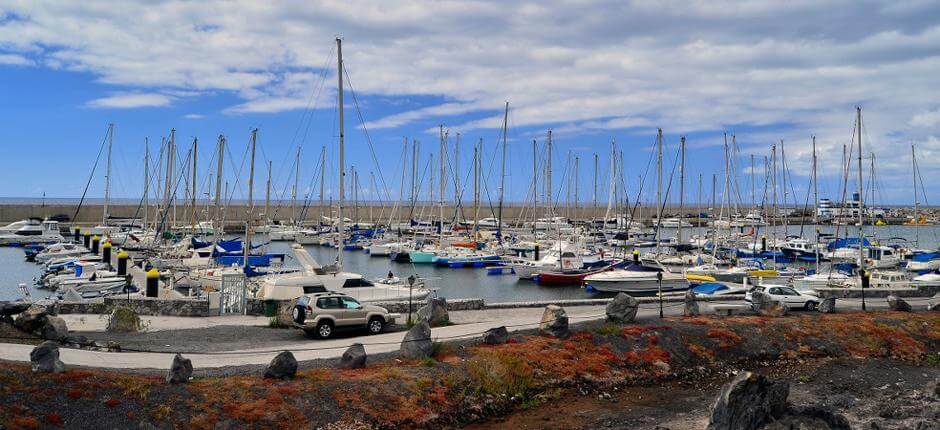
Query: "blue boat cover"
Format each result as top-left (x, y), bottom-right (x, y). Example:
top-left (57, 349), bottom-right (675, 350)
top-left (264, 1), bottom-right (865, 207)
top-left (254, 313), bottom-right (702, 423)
top-left (827, 237), bottom-right (871, 251)
top-left (911, 252), bottom-right (940, 262)
top-left (692, 282), bottom-right (728, 294)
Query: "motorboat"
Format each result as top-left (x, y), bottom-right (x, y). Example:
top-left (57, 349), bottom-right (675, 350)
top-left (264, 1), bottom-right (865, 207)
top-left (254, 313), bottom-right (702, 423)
top-left (657, 217), bottom-right (692, 228)
top-left (0, 220), bottom-right (64, 246)
top-left (537, 258), bottom-right (622, 285)
top-left (691, 281), bottom-right (749, 297)
top-left (257, 244), bottom-right (432, 302)
top-left (584, 259), bottom-right (690, 294)
top-left (905, 252), bottom-right (940, 272)
top-left (30, 242), bottom-right (90, 263)
top-left (792, 271), bottom-right (851, 290)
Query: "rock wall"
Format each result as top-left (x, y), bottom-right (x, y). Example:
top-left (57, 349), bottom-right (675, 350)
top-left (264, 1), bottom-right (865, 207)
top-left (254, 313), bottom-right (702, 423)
top-left (59, 297), bottom-right (210, 317)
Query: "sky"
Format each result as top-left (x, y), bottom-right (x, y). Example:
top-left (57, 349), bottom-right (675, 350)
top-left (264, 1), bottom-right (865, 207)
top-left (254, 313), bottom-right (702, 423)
top-left (2, 1), bottom-right (940, 208)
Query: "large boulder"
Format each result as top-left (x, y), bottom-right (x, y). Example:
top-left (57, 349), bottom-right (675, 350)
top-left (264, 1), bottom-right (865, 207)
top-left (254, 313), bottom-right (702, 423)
top-left (606, 293), bottom-right (639, 323)
top-left (751, 292), bottom-right (788, 317)
top-left (683, 290), bottom-right (700, 317)
top-left (400, 320), bottom-right (433, 359)
top-left (30, 341), bottom-right (66, 373)
top-left (818, 297), bottom-right (837, 314)
top-left (166, 353), bottom-right (193, 384)
top-left (107, 306), bottom-right (141, 333)
top-left (416, 297), bottom-right (449, 327)
top-left (339, 343), bottom-right (367, 369)
top-left (539, 305), bottom-right (569, 338)
top-left (482, 326), bottom-right (509, 345)
top-left (14, 303), bottom-right (51, 333)
top-left (707, 371), bottom-right (789, 430)
top-left (41, 316), bottom-right (69, 341)
top-left (0, 301), bottom-right (30, 320)
top-left (263, 351), bottom-right (298, 379)
top-left (887, 295), bottom-right (912, 312)
top-left (928, 299), bottom-right (939, 312)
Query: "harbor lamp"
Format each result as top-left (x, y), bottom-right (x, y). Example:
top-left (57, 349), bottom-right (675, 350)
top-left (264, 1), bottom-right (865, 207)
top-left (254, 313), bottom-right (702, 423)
top-left (657, 271), bottom-right (664, 318)
top-left (407, 274), bottom-right (416, 325)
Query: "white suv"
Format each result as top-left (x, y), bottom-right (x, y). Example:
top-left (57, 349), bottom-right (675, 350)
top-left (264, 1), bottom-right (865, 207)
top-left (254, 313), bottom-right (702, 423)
top-left (745, 284), bottom-right (820, 311)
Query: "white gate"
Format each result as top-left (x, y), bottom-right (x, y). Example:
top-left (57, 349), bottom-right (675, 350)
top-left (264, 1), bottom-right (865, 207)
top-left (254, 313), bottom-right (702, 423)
top-left (219, 273), bottom-right (248, 315)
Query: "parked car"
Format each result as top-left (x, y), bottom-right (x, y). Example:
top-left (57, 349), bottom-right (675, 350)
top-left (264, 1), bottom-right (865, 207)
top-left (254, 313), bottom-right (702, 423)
top-left (745, 284), bottom-right (820, 311)
top-left (291, 292), bottom-right (397, 339)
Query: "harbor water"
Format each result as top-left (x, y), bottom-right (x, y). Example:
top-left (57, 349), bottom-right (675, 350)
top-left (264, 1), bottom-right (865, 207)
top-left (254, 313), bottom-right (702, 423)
top-left (3, 224), bottom-right (940, 302)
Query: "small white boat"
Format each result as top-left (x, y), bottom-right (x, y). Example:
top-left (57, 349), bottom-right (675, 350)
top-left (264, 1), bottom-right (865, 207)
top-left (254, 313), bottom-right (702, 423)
top-left (0, 220), bottom-right (64, 246)
top-left (32, 242), bottom-right (90, 263)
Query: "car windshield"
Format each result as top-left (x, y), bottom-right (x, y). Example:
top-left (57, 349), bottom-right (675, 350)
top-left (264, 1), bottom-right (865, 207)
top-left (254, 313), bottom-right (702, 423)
top-left (341, 297), bottom-right (361, 309)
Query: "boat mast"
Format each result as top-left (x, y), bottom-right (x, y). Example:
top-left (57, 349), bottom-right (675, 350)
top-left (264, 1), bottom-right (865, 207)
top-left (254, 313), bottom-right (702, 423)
top-left (292, 147), bottom-right (300, 224)
top-left (244, 129), bottom-right (257, 269)
top-left (592, 153), bottom-right (598, 222)
top-left (190, 137), bottom-right (198, 235)
top-left (532, 139), bottom-right (537, 228)
top-left (473, 138), bottom-right (481, 236)
top-left (655, 128), bottom-right (663, 249)
top-left (214, 135), bottom-right (225, 243)
top-left (498, 102), bottom-right (508, 236)
top-left (574, 155), bottom-right (580, 214)
top-left (546, 130), bottom-right (553, 218)
top-left (439, 125), bottom-right (446, 244)
top-left (911, 144), bottom-right (918, 224)
top-left (812, 136), bottom-right (818, 225)
top-left (604, 139), bottom-right (616, 224)
top-left (103, 123), bottom-right (114, 226)
top-left (856, 106), bottom-right (864, 280)
top-left (319, 146), bottom-right (326, 226)
top-left (336, 37), bottom-right (346, 267)
top-left (678, 136), bottom-right (685, 245)
top-left (264, 161), bottom-right (271, 224)
top-left (143, 138), bottom-right (149, 230)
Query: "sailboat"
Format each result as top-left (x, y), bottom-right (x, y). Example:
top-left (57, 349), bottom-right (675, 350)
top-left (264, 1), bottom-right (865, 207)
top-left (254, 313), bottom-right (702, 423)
top-left (260, 38), bottom-right (430, 302)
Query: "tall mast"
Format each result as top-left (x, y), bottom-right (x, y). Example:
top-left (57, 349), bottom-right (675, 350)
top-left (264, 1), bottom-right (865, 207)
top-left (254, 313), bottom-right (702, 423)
top-left (292, 147), bottom-right (300, 224)
top-left (265, 161), bottom-right (272, 223)
top-left (336, 37), bottom-right (346, 267)
top-left (455, 133), bottom-right (461, 222)
top-left (103, 123), bottom-right (114, 225)
top-left (574, 155), bottom-right (579, 213)
top-left (911, 144), bottom-right (918, 223)
top-left (498, 102), bottom-right (508, 234)
top-left (856, 107), bottom-right (864, 278)
top-left (473, 138), bottom-right (481, 235)
top-left (812, 136), bottom-right (818, 224)
top-left (750, 154), bottom-right (756, 209)
top-left (592, 153), bottom-right (598, 221)
top-left (678, 136), bottom-right (685, 244)
top-left (546, 130), bottom-right (553, 217)
top-left (169, 129), bottom-right (177, 228)
top-left (605, 139), bottom-right (616, 223)
top-left (190, 137), bottom-right (198, 234)
top-left (214, 135), bottom-right (225, 242)
top-left (656, 128), bottom-right (663, 229)
top-left (143, 138), bottom-right (149, 229)
top-left (319, 146), bottom-right (326, 226)
top-left (439, 125), bottom-right (446, 243)
top-left (244, 129), bottom-right (257, 269)
top-left (532, 139), bottom-right (537, 225)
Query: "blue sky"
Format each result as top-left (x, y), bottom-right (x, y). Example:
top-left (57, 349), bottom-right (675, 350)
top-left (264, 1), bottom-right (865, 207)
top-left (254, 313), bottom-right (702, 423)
top-left (2, 1), bottom-right (940, 206)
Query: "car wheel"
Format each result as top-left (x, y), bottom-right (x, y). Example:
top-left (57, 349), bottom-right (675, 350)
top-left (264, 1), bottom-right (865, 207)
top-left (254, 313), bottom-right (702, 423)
top-left (367, 317), bottom-right (384, 335)
top-left (804, 301), bottom-right (817, 311)
top-left (316, 320), bottom-right (334, 339)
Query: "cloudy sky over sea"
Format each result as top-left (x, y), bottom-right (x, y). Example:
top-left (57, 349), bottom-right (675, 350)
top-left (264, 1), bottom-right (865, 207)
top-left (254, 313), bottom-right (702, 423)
top-left (2, 1), bottom-right (940, 206)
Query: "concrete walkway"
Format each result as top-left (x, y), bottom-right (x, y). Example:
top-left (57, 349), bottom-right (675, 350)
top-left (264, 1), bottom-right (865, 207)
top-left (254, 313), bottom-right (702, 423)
top-left (0, 299), bottom-right (907, 370)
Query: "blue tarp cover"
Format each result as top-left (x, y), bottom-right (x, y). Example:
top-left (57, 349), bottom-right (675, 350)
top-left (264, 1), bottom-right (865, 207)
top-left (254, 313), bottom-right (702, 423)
top-left (693, 282), bottom-right (728, 294)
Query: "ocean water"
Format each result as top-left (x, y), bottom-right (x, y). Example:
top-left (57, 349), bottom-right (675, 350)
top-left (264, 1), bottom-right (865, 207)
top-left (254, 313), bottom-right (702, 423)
top-left (2, 224), bottom-right (939, 302)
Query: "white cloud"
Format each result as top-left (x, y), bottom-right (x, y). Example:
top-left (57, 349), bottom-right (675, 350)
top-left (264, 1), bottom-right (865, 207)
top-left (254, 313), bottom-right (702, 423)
top-left (183, 113), bottom-right (205, 119)
top-left (85, 92), bottom-right (173, 109)
top-left (910, 109), bottom-right (940, 128)
top-left (0, 53), bottom-right (32, 66)
top-left (3, 0), bottom-right (940, 189)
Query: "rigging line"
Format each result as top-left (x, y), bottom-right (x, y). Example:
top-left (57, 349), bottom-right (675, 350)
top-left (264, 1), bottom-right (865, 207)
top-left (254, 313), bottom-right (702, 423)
top-left (72, 125), bottom-right (111, 223)
top-left (343, 65), bottom-right (394, 204)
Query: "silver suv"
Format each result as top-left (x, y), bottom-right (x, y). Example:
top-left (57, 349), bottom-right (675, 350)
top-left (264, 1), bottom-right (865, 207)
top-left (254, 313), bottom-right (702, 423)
top-left (292, 293), bottom-right (397, 339)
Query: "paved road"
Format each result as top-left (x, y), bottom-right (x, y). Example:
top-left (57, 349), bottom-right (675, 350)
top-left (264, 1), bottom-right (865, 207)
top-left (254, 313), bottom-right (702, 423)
top-left (0, 298), bottom-right (924, 370)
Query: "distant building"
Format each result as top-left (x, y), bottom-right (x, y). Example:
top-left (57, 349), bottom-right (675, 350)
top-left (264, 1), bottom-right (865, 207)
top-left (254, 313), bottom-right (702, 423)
top-left (817, 193), bottom-right (885, 221)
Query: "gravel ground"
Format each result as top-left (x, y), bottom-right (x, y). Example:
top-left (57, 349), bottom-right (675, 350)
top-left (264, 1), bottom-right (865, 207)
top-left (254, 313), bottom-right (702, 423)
top-left (466, 357), bottom-right (940, 430)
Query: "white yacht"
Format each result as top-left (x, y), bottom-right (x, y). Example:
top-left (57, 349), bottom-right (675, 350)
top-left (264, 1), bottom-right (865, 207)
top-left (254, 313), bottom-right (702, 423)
top-left (257, 244), bottom-right (431, 302)
top-left (0, 220), bottom-right (64, 246)
top-left (584, 259), bottom-right (689, 294)
top-left (658, 217), bottom-right (692, 228)
top-left (32, 242), bottom-right (90, 263)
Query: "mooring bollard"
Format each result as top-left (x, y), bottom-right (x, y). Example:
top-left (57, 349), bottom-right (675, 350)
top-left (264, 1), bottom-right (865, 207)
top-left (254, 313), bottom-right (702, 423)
top-left (102, 241), bottom-right (112, 267)
top-left (73, 227), bottom-right (81, 243)
top-left (117, 250), bottom-right (129, 276)
top-left (83, 232), bottom-right (91, 249)
top-left (146, 268), bottom-right (159, 298)
top-left (91, 235), bottom-right (100, 254)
